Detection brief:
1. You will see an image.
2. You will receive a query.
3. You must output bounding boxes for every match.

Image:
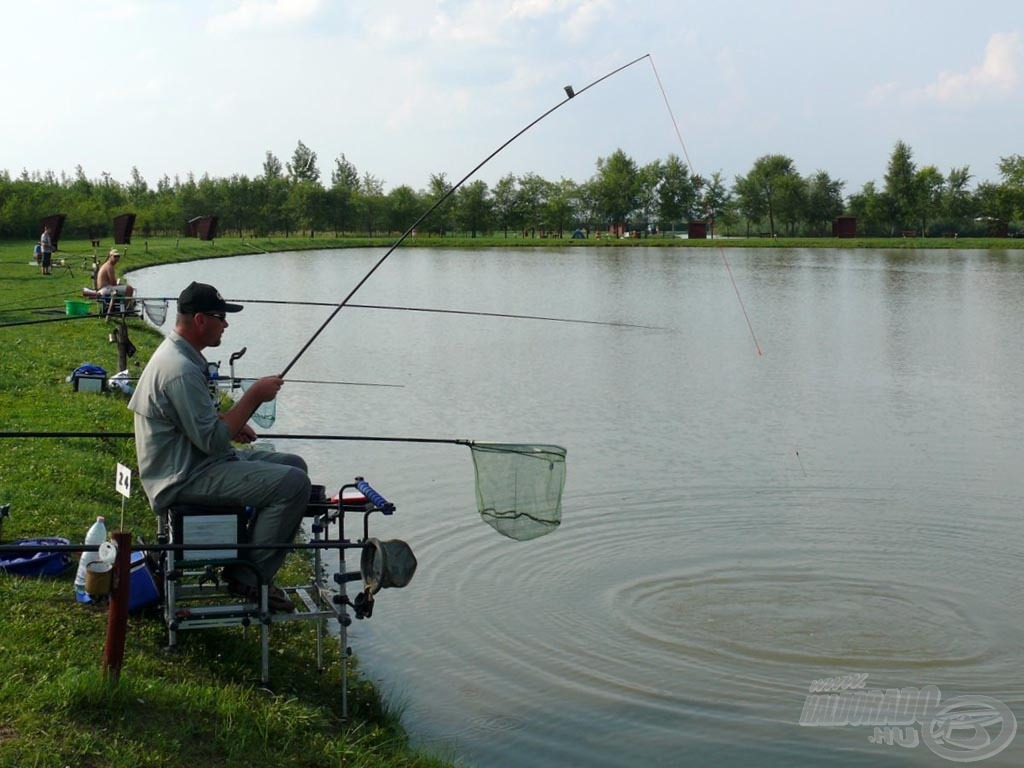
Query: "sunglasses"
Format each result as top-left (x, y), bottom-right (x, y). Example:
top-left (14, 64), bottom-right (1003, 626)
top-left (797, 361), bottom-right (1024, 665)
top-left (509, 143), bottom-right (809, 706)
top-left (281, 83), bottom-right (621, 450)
top-left (202, 312), bottom-right (226, 322)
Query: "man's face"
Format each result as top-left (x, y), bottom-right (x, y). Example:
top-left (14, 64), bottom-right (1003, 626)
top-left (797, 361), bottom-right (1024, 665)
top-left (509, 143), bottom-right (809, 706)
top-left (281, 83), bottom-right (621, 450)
top-left (197, 311), bottom-right (228, 347)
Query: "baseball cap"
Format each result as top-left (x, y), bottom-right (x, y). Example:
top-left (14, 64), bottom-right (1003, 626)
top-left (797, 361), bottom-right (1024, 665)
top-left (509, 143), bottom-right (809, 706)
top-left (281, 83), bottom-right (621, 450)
top-left (177, 282), bottom-right (243, 314)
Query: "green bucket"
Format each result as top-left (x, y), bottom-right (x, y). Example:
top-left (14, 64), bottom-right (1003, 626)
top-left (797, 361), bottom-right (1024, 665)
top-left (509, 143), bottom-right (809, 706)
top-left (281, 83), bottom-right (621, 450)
top-left (65, 299), bottom-right (90, 317)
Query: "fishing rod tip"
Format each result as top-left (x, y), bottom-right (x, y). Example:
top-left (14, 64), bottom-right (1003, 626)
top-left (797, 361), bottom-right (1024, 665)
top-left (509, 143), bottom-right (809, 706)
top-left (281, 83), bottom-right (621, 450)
top-left (564, 85), bottom-right (575, 98)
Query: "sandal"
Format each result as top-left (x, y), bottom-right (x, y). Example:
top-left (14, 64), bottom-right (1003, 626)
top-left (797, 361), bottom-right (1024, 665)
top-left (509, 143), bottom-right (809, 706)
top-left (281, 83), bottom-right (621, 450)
top-left (226, 579), bottom-right (295, 613)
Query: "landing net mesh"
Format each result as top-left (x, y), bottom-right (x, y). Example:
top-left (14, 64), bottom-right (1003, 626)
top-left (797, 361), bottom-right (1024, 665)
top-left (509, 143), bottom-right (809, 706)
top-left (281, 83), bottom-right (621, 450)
top-left (470, 443), bottom-right (566, 541)
top-left (239, 379), bottom-right (276, 428)
top-left (142, 299), bottom-right (168, 326)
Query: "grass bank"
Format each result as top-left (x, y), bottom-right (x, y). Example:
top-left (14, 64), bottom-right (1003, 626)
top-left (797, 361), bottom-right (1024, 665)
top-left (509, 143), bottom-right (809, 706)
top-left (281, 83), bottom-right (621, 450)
top-left (0, 237), bottom-right (454, 768)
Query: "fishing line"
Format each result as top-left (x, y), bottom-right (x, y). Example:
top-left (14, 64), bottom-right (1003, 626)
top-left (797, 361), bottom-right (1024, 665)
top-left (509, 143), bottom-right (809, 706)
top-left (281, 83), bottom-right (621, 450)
top-left (647, 55), bottom-right (763, 357)
top-left (278, 53), bottom-right (653, 378)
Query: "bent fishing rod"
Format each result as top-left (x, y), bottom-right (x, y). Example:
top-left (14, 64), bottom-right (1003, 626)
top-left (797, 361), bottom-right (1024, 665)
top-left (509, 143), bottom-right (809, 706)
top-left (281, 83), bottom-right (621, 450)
top-left (0, 431), bottom-right (472, 446)
top-left (121, 295), bottom-right (664, 330)
top-left (278, 53), bottom-right (652, 378)
top-left (228, 297), bottom-right (664, 330)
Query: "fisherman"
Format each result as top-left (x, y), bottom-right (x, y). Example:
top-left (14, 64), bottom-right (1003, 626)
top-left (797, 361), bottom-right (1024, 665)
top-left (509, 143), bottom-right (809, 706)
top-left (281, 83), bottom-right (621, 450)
top-left (39, 226), bottom-right (53, 275)
top-left (96, 248), bottom-right (132, 294)
top-left (128, 282), bottom-right (310, 613)
top-left (91, 248), bottom-right (136, 308)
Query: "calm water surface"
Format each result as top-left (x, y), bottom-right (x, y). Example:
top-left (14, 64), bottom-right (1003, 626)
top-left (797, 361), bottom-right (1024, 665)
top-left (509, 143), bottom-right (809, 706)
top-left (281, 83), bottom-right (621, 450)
top-left (133, 247), bottom-right (1024, 767)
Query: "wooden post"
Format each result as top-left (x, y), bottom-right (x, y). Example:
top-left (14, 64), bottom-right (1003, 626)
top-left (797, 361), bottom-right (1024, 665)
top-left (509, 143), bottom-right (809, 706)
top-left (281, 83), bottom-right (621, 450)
top-left (102, 531), bottom-right (132, 681)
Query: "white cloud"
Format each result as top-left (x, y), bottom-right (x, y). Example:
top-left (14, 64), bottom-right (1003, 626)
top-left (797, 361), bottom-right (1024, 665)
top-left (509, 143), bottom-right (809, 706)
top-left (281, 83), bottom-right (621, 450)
top-left (420, 0), bottom-right (614, 46)
top-left (922, 31), bottom-right (1021, 104)
top-left (561, 0), bottom-right (614, 43)
top-left (870, 31), bottom-right (1022, 107)
top-left (206, 0), bottom-right (323, 35)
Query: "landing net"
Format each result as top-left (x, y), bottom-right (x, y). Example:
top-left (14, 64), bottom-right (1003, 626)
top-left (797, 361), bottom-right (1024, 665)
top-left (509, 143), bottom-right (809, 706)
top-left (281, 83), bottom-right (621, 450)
top-left (239, 379), bottom-right (276, 428)
top-left (470, 443), bottom-right (566, 541)
top-left (142, 299), bottom-right (168, 327)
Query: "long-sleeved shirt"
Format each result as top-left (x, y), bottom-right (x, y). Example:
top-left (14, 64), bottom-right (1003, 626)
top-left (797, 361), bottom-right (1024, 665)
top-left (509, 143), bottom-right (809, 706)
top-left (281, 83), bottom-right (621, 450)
top-left (128, 330), bottom-right (236, 510)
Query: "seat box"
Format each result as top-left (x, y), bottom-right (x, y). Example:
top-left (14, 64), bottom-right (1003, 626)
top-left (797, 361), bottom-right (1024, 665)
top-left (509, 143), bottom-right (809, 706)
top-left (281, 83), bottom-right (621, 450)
top-left (170, 506), bottom-right (247, 561)
top-left (74, 375), bottom-right (106, 393)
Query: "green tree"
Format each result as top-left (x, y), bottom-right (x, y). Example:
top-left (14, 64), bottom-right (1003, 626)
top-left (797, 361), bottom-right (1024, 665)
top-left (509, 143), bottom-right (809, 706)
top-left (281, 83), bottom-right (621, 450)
top-left (357, 172), bottom-right (385, 236)
top-left (941, 167), bottom-right (974, 233)
top-left (386, 184), bottom-right (421, 234)
top-left (286, 140), bottom-right (320, 184)
top-left (914, 165), bottom-right (945, 235)
top-left (740, 154), bottom-right (798, 236)
top-left (455, 179), bottom-right (492, 237)
top-left (423, 173), bottom-right (454, 236)
top-left (656, 154), bottom-right (697, 233)
top-left (997, 154), bottom-right (1024, 221)
top-left (259, 152), bottom-right (288, 235)
top-left (516, 172), bottom-right (549, 237)
top-left (701, 171), bottom-right (731, 237)
top-left (847, 181), bottom-right (891, 236)
top-left (492, 174), bottom-right (521, 237)
top-left (883, 140), bottom-right (918, 234)
top-left (593, 149), bottom-right (640, 231)
top-left (328, 153), bottom-right (360, 235)
top-left (804, 171), bottom-right (845, 236)
top-left (543, 178), bottom-right (577, 237)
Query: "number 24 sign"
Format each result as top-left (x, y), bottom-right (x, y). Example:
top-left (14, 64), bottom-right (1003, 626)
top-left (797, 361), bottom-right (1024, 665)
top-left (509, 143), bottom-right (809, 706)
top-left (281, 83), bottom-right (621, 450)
top-left (115, 463), bottom-right (131, 498)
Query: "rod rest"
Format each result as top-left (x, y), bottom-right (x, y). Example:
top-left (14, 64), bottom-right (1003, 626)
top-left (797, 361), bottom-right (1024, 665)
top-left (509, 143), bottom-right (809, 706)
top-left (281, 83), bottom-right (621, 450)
top-left (354, 477), bottom-right (394, 514)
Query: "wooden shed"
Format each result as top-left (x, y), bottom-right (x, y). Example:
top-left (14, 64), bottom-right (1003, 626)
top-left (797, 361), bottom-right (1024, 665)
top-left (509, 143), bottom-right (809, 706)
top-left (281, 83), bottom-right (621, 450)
top-left (687, 221), bottom-right (708, 239)
top-left (832, 216), bottom-right (857, 238)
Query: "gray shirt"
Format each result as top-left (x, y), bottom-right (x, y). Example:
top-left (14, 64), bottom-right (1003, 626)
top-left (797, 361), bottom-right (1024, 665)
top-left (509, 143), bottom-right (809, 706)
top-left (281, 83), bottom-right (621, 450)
top-left (128, 330), bottom-right (236, 509)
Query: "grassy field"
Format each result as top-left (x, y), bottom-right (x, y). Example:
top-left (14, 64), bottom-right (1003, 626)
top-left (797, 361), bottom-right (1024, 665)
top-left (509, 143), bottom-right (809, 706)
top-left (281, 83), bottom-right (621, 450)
top-left (2, 231), bottom-right (1022, 766)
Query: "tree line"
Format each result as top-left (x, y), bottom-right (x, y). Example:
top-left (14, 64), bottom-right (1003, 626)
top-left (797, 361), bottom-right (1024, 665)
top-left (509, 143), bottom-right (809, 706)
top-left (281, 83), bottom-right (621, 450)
top-left (1, 139), bottom-right (1022, 240)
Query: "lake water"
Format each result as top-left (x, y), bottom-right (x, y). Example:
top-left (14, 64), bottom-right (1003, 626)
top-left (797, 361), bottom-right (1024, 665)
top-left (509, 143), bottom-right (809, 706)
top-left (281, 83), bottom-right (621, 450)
top-left (132, 246), bottom-right (1024, 767)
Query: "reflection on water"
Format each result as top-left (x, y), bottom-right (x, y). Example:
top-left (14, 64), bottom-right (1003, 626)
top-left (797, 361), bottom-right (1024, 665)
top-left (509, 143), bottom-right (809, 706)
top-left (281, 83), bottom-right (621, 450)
top-left (132, 247), bottom-right (1024, 767)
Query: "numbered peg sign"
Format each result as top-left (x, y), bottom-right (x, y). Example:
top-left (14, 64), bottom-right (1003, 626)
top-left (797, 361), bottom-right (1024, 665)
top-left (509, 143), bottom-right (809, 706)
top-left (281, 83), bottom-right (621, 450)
top-left (115, 463), bottom-right (132, 498)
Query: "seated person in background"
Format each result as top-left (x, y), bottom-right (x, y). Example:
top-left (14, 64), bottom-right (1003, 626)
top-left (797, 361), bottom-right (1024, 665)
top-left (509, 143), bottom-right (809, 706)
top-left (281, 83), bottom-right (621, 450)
top-left (94, 248), bottom-right (135, 304)
top-left (128, 282), bottom-right (310, 613)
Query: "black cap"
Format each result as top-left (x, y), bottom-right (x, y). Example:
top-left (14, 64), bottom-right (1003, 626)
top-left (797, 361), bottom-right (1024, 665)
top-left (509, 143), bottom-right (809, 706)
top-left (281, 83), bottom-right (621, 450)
top-left (177, 282), bottom-right (243, 314)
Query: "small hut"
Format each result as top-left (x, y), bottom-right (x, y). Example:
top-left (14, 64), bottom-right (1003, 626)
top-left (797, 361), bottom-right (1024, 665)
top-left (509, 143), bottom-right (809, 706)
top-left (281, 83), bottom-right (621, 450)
top-left (832, 216), bottom-right (857, 238)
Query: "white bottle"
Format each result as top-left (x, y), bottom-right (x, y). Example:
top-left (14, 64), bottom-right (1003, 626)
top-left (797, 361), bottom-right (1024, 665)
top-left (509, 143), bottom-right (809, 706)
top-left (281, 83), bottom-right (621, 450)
top-left (74, 516), bottom-right (107, 601)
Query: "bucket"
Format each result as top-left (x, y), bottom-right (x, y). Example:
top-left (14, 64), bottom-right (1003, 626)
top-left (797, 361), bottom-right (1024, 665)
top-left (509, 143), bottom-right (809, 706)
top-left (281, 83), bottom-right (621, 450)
top-left (65, 299), bottom-right (90, 317)
top-left (85, 561), bottom-right (113, 597)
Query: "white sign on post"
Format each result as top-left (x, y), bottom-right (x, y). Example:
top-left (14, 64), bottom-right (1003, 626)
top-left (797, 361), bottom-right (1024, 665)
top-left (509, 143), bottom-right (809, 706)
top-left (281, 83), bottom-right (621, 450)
top-left (115, 463), bottom-right (131, 498)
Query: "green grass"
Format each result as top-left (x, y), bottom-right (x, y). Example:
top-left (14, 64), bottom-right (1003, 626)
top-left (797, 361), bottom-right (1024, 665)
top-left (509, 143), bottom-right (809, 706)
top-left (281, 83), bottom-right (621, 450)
top-left (0, 236), bottom-right (454, 768)
top-left (2, 230), bottom-right (1022, 766)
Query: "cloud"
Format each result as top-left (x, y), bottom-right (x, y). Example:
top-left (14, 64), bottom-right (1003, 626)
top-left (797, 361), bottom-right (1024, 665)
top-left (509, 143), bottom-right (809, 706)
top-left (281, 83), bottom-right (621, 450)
top-left (206, 0), bottom-right (323, 35)
top-left (421, 0), bottom-right (613, 46)
top-left (922, 31), bottom-right (1021, 104)
top-left (868, 31), bottom-right (1022, 107)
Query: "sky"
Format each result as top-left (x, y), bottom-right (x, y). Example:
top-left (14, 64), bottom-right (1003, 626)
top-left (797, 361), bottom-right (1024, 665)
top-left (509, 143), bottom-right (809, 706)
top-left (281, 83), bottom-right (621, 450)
top-left (1, 0), bottom-right (1021, 196)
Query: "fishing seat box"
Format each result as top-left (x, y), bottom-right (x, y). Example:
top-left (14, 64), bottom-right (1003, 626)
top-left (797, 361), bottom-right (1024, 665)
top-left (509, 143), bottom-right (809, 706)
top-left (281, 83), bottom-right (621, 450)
top-left (168, 505), bottom-right (248, 563)
top-left (73, 375), bottom-right (106, 393)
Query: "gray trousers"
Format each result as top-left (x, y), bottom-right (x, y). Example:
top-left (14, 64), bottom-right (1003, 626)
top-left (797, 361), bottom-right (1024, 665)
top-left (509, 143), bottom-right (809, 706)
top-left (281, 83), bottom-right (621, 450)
top-left (175, 449), bottom-right (311, 586)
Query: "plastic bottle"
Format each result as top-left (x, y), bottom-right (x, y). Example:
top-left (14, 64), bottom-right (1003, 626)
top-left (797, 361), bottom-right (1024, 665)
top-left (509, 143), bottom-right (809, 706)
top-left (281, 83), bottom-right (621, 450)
top-left (74, 516), bottom-right (107, 602)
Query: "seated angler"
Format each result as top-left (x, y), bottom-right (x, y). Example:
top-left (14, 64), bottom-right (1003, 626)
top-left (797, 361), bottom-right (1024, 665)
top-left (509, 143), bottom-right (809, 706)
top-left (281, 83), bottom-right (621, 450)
top-left (84, 248), bottom-right (135, 307)
top-left (128, 282), bottom-right (310, 613)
